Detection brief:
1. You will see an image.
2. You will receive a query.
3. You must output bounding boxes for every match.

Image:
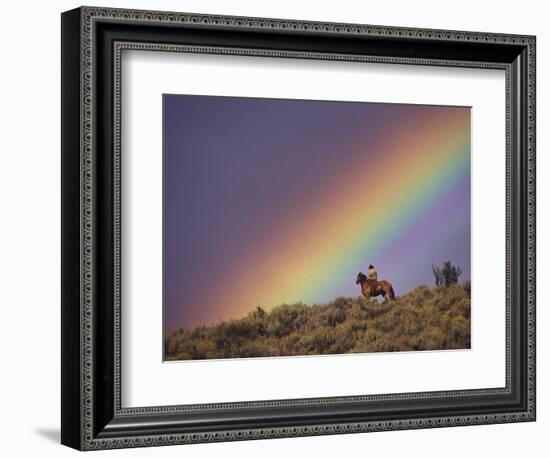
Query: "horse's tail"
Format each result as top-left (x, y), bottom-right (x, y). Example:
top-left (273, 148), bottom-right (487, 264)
top-left (389, 284), bottom-right (396, 300)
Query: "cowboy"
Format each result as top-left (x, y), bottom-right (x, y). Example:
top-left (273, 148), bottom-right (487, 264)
top-left (368, 264), bottom-right (377, 281)
top-left (367, 264), bottom-right (377, 289)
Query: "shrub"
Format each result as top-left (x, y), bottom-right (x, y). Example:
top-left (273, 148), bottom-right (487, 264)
top-left (432, 261), bottom-right (463, 287)
top-left (463, 280), bottom-right (471, 296)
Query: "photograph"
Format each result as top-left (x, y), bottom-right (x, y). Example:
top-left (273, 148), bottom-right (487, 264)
top-left (163, 95), bottom-right (472, 361)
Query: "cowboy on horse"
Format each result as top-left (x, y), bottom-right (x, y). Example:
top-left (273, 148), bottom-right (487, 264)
top-left (356, 265), bottom-right (395, 300)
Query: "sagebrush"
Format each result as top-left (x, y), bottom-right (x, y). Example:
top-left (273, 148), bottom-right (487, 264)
top-left (165, 283), bottom-right (470, 360)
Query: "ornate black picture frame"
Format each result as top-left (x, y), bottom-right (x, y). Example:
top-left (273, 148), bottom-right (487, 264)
top-left (61, 6), bottom-right (536, 450)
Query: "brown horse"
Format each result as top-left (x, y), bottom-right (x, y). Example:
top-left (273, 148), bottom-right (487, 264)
top-left (355, 272), bottom-right (395, 300)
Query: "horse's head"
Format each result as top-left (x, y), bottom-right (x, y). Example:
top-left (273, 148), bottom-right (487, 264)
top-left (355, 272), bottom-right (367, 285)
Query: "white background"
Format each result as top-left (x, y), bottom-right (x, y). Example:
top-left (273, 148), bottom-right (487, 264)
top-left (0, 0), bottom-right (547, 457)
top-left (123, 52), bottom-right (505, 406)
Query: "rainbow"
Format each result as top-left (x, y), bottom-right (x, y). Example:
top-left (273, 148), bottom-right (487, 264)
top-left (166, 100), bottom-right (470, 329)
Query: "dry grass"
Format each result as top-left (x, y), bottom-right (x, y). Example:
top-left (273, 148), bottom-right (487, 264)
top-left (164, 283), bottom-right (471, 361)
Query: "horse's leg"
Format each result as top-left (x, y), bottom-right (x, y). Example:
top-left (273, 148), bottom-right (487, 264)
top-left (388, 284), bottom-right (395, 300)
top-left (384, 284), bottom-right (395, 301)
top-left (376, 285), bottom-right (387, 302)
top-left (364, 285), bottom-right (376, 303)
top-left (381, 284), bottom-right (392, 302)
top-left (361, 283), bottom-right (370, 300)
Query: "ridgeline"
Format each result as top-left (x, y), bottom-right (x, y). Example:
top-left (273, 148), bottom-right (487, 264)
top-left (165, 283), bottom-right (471, 361)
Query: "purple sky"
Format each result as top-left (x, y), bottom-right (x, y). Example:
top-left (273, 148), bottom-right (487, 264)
top-left (163, 95), bottom-right (470, 331)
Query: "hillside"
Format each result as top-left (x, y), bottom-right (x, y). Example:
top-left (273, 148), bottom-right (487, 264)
top-left (164, 283), bottom-right (471, 361)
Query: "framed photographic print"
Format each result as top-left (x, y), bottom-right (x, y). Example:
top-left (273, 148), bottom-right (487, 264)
top-left (61, 6), bottom-right (536, 450)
